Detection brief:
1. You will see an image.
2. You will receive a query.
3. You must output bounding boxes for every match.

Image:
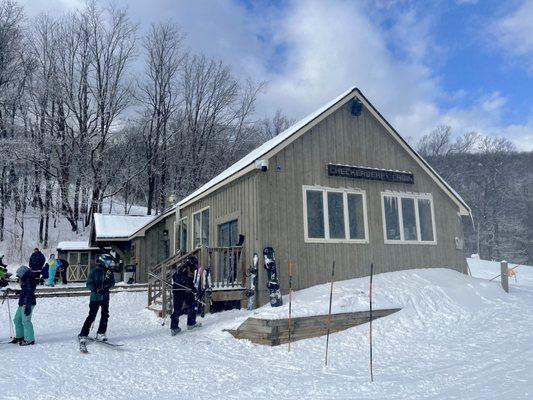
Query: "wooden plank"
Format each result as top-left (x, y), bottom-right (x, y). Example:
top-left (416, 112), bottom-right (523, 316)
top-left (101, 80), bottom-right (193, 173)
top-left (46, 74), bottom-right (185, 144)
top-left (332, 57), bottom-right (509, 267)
top-left (227, 308), bottom-right (401, 346)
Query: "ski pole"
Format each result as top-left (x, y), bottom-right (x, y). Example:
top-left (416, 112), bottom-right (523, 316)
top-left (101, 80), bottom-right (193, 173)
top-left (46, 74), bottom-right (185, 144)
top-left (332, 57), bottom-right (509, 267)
top-left (369, 262), bottom-right (374, 382)
top-left (288, 260), bottom-right (293, 352)
top-left (148, 272), bottom-right (206, 306)
top-left (7, 294), bottom-right (13, 339)
top-left (324, 260), bottom-right (335, 367)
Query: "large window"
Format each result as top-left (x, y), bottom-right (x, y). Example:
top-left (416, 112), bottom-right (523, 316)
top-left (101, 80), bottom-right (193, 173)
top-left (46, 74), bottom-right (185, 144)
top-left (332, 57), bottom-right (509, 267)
top-left (303, 186), bottom-right (368, 243)
top-left (381, 192), bottom-right (436, 244)
top-left (193, 208), bottom-right (210, 248)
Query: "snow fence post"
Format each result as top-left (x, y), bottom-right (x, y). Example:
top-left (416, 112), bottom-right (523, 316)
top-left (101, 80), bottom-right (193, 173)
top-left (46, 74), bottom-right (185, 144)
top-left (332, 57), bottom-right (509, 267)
top-left (500, 261), bottom-right (509, 293)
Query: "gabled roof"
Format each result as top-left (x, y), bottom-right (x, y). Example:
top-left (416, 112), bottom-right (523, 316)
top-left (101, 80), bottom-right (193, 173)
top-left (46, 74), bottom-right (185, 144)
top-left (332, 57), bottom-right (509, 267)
top-left (93, 214), bottom-right (155, 241)
top-left (178, 87), bottom-right (471, 216)
top-left (57, 241), bottom-right (103, 251)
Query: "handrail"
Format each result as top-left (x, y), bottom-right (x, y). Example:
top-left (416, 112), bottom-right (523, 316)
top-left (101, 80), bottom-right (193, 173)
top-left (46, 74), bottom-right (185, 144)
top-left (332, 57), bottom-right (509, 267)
top-left (147, 245), bottom-right (245, 316)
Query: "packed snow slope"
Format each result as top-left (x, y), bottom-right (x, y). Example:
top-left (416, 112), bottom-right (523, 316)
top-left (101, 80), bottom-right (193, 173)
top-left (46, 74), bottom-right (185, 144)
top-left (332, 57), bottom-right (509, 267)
top-left (2, 265), bottom-right (533, 399)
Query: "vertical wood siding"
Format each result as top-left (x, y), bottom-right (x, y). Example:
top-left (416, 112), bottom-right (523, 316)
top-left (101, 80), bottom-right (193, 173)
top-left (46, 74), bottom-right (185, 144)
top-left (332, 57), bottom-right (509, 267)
top-left (255, 101), bottom-right (466, 305)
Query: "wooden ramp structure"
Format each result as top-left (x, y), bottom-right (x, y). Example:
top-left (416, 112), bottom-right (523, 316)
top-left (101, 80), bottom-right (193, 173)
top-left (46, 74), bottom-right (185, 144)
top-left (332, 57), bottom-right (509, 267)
top-left (226, 308), bottom-right (401, 346)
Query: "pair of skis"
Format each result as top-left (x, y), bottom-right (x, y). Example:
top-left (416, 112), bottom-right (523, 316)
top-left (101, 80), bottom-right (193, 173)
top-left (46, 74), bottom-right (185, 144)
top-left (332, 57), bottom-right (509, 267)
top-left (79, 336), bottom-right (123, 353)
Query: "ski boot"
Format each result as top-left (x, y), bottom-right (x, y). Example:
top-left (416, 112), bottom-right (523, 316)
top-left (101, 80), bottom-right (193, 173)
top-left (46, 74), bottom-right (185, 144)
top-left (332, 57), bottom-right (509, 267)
top-left (96, 333), bottom-right (108, 342)
top-left (171, 327), bottom-right (181, 336)
top-left (9, 337), bottom-right (23, 344)
top-left (19, 340), bottom-right (35, 346)
top-left (187, 323), bottom-right (202, 331)
top-left (78, 335), bottom-right (88, 353)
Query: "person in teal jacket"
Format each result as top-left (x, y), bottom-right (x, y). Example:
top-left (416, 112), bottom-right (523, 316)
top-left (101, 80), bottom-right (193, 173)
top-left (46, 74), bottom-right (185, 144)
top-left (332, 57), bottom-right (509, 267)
top-left (45, 254), bottom-right (58, 287)
top-left (9, 266), bottom-right (37, 345)
top-left (78, 255), bottom-right (116, 344)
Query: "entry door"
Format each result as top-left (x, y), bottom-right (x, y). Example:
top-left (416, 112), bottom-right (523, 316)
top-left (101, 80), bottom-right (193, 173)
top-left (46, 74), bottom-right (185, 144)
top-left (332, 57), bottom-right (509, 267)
top-left (218, 220), bottom-right (239, 284)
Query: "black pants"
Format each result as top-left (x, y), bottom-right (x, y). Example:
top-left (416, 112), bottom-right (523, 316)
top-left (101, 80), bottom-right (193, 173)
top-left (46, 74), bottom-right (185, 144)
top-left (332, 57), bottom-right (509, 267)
top-left (170, 292), bottom-right (196, 330)
top-left (60, 269), bottom-right (68, 284)
top-left (80, 300), bottom-right (109, 337)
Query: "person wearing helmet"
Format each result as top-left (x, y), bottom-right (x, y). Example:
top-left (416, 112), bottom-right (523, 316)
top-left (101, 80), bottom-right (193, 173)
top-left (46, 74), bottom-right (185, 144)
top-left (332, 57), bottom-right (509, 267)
top-left (78, 254), bottom-right (116, 344)
top-left (170, 255), bottom-right (201, 335)
top-left (10, 265), bottom-right (37, 345)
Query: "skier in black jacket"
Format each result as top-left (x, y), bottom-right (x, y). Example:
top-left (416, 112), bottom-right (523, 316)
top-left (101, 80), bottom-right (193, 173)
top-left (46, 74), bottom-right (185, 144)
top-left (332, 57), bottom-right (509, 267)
top-left (170, 256), bottom-right (201, 335)
top-left (78, 255), bottom-right (116, 344)
top-left (29, 248), bottom-right (46, 285)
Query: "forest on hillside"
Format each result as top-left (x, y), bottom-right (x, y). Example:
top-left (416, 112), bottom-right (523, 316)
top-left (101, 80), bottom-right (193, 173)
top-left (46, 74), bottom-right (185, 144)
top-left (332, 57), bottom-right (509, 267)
top-left (0, 0), bottom-right (293, 249)
top-left (0, 1), bottom-right (530, 264)
top-left (416, 126), bottom-right (533, 264)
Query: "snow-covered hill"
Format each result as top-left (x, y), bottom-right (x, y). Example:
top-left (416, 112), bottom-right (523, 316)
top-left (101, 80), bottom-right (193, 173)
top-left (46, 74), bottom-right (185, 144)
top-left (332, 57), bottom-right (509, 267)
top-left (2, 264), bottom-right (533, 399)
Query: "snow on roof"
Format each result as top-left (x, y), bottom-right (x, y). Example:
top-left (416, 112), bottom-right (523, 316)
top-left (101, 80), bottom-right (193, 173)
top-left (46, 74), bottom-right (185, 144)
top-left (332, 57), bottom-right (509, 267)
top-left (93, 213), bottom-right (155, 239)
top-left (56, 241), bottom-right (100, 251)
top-left (178, 87), bottom-right (358, 207)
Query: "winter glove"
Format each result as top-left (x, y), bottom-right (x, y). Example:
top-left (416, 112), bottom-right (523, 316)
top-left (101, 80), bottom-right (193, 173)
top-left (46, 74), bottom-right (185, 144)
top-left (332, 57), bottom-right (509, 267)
top-left (24, 305), bottom-right (31, 316)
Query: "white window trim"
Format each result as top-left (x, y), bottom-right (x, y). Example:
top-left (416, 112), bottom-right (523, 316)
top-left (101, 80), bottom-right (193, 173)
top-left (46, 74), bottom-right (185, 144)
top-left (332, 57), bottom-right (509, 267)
top-left (192, 206), bottom-right (210, 248)
top-left (302, 185), bottom-right (369, 244)
top-left (381, 191), bottom-right (437, 245)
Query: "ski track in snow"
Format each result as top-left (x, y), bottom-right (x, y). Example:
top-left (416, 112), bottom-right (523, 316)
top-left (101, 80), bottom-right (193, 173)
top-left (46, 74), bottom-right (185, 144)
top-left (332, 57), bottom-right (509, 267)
top-left (1, 263), bottom-right (533, 399)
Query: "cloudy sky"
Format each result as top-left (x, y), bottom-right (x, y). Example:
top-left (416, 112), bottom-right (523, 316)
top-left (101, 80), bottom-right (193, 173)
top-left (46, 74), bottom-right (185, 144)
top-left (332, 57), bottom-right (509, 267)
top-left (19, 0), bottom-right (533, 150)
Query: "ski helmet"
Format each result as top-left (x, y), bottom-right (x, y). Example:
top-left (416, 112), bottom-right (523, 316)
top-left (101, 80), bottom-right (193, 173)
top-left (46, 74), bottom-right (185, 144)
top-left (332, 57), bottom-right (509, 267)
top-left (16, 265), bottom-right (30, 278)
top-left (98, 254), bottom-right (116, 268)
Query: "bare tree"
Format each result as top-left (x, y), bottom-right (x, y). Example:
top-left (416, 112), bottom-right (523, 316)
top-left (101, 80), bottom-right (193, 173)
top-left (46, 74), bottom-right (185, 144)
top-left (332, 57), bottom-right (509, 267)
top-left (85, 2), bottom-right (137, 224)
top-left (139, 22), bottom-right (184, 214)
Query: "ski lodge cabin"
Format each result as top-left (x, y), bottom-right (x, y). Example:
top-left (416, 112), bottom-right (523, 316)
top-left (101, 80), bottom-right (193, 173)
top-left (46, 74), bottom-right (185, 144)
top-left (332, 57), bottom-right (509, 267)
top-left (89, 87), bottom-right (471, 313)
top-left (56, 241), bottom-right (111, 282)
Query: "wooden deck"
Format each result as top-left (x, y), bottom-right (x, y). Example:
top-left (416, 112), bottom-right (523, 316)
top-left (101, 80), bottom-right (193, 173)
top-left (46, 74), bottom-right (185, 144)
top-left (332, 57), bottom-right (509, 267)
top-left (226, 308), bottom-right (401, 346)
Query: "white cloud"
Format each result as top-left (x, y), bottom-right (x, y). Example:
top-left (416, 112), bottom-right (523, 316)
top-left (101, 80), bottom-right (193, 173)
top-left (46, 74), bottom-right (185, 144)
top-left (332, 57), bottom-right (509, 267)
top-left (14, 0), bottom-right (533, 150)
top-left (492, 0), bottom-right (533, 69)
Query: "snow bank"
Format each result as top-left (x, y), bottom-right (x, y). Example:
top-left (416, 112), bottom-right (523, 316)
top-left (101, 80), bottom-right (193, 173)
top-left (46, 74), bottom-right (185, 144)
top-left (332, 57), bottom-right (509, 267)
top-left (3, 267), bottom-right (533, 399)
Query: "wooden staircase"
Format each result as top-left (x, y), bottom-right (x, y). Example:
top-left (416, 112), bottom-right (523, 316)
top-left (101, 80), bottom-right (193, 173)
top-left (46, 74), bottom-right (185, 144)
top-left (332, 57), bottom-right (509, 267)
top-left (147, 245), bottom-right (247, 317)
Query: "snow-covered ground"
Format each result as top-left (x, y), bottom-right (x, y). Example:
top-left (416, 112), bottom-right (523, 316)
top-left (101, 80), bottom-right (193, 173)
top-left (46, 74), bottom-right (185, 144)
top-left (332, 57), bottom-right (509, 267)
top-left (2, 262), bottom-right (533, 399)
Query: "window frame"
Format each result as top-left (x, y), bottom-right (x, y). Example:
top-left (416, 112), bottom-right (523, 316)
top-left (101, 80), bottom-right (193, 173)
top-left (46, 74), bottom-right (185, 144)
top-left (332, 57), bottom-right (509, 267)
top-left (192, 207), bottom-right (210, 248)
top-left (381, 191), bottom-right (437, 245)
top-left (302, 185), bottom-right (369, 244)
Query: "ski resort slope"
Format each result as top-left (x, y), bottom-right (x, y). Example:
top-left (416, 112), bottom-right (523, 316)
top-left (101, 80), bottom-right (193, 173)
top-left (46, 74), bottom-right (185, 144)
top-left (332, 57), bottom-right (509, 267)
top-left (2, 265), bottom-right (533, 400)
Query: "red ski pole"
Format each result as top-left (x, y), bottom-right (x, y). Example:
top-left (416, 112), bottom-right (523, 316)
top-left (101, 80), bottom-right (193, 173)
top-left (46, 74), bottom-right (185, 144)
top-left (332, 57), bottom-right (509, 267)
top-left (369, 262), bottom-right (374, 382)
top-left (324, 260), bottom-right (335, 366)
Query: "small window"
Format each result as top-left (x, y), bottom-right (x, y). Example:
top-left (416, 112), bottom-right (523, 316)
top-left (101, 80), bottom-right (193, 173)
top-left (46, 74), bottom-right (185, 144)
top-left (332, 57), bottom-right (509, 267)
top-left (193, 208), bottom-right (210, 248)
top-left (347, 193), bottom-right (366, 240)
top-left (382, 192), bottom-right (436, 244)
top-left (383, 196), bottom-right (400, 240)
top-left (303, 186), bottom-right (368, 243)
top-left (178, 217), bottom-right (188, 253)
top-left (306, 190), bottom-right (325, 239)
top-left (418, 199), bottom-right (435, 242)
top-left (218, 219), bottom-right (238, 247)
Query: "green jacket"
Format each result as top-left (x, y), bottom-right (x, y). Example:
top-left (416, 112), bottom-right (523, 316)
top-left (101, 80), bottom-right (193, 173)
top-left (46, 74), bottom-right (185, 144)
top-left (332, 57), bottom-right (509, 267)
top-left (86, 264), bottom-right (115, 302)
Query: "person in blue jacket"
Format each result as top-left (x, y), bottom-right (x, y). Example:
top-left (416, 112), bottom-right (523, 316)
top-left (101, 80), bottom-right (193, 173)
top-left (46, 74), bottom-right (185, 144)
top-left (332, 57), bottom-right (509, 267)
top-left (45, 254), bottom-right (58, 287)
top-left (78, 254), bottom-right (116, 344)
top-left (9, 265), bottom-right (37, 346)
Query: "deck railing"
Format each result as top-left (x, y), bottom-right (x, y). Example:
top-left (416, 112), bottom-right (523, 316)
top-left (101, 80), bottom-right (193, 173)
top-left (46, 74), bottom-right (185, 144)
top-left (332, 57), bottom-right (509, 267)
top-left (147, 245), bottom-right (245, 317)
top-left (205, 246), bottom-right (245, 289)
